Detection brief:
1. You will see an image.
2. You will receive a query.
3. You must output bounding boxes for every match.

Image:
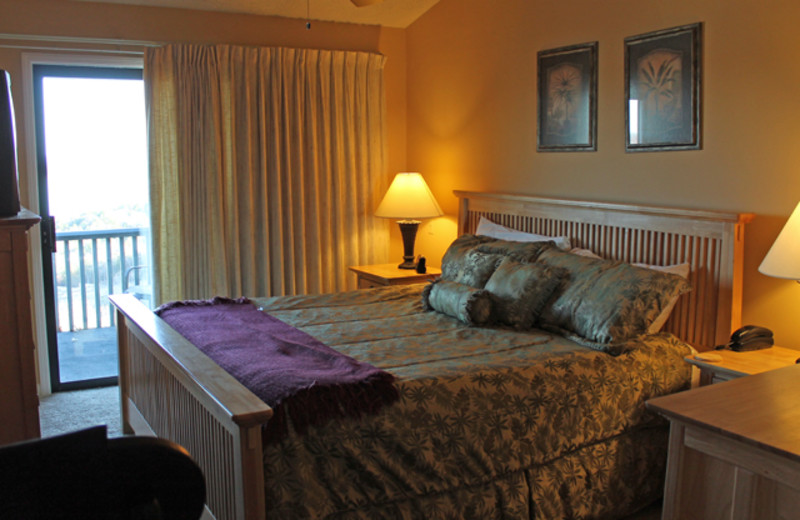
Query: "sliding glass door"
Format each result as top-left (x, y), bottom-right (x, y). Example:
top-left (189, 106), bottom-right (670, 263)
top-left (33, 64), bottom-right (151, 391)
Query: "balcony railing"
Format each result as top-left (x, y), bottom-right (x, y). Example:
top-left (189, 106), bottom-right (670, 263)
top-left (54, 228), bottom-right (150, 332)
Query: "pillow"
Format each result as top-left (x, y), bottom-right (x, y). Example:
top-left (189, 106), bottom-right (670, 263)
top-left (475, 237), bottom-right (554, 263)
top-left (537, 247), bottom-right (691, 353)
top-left (448, 249), bottom-right (504, 288)
top-left (566, 247), bottom-right (690, 333)
top-left (422, 280), bottom-right (493, 326)
top-left (440, 234), bottom-right (497, 282)
top-left (484, 257), bottom-right (566, 329)
top-left (633, 262), bottom-right (691, 333)
top-left (568, 247), bottom-right (602, 259)
top-left (633, 262), bottom-right (690, 278)
top-left (569, 246), bottom-right (691, 279)
top-left (476, 216), bottom-right (571, 250)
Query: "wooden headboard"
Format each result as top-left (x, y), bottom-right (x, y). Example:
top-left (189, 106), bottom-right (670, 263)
top-left (455, 191), bottom-right (754, 351)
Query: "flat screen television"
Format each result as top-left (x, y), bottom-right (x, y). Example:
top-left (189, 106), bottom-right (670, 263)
top-left (0, 69), bottom-right (21, 217)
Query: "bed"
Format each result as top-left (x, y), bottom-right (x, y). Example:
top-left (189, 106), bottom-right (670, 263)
top-left (110, 191), bottom-right (753, 520)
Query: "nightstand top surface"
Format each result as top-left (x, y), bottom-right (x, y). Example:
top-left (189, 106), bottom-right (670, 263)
top-left (685, 345), bottom-right (800, 378)
top-left (349, 263), bottom-right (441, 280)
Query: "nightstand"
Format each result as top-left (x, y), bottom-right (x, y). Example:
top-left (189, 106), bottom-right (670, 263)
top-left (349, 264), bottom-right (441, 289)
top-left (685, 345), bottom-right (800, 386)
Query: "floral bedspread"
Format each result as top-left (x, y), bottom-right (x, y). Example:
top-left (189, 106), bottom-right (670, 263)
top-left (251, 285), bottom-right (692, 519)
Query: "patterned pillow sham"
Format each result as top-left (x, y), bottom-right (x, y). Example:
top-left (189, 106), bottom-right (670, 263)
top-left (441, 235), bottom-right (553, 288)
top-left (636, 263), bottom-right (691, 333)
top-left (484, 257), bottom-right (566, 330)
top-left (422, 279), bottom-right (493, 326)
top-left (537, 247), bottom-right (691, 353)
top-left (566, 248), bottom-right (691, 333)
top-left (441, 242), bottom-right (504, 288)
top-left (475, 237), bottom-right (554, 263)
top-left (440, 234), bottom-right (497, 283)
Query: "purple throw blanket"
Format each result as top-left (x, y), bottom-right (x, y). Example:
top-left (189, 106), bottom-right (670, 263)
top-left (156, 297), bottom-right (398, 444)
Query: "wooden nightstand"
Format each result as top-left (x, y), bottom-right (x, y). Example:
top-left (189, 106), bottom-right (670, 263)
top-left (349, 263), bottom-right (441, 289)
top-left (685, 345), bottom-right (800, 386)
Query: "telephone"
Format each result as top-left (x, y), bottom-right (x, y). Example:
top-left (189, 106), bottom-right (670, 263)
top-left (716, 325), bottom-right (774, 352)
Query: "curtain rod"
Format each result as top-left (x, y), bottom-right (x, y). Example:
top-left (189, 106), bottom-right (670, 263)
top-left (0, 32), bottom-right (164, 53)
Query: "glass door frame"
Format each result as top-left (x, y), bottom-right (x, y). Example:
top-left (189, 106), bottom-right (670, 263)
top-left (25, 55), bottom-right (145, 393)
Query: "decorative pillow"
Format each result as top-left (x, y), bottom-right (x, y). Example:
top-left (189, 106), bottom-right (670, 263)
top-left (422, 280), bottom-right (493, 326)
top-left (476, 216), bottom-right (571, 250)
top-left (634, 263), bottom-right (691, 333)
top-left (484, 257), bottom-right (566, 329)
top-left (441, 242), bottom-right (504, 288)
top-left (537, 248), bottom-right (691, 352)
top-left (441, 234), bottom-right (497, 281)
top-left (565, 247), bottom-right (690, 334)
top-left (475, 237), bottom-right (554, 263)
top-left (455, 249), bottom-right (504, 288)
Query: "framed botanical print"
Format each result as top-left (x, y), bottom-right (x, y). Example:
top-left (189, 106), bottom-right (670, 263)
top-left (625, 23), bottom-right (702, 152)
top-left (537, 41), bottom-right (598, 152)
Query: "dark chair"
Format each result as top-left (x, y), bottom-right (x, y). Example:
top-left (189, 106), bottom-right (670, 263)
top-left (0, 426), bottom-right (206, 520)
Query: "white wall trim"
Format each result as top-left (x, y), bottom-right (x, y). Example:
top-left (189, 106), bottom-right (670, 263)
top-left (20, 52), bottom-right (144, 397)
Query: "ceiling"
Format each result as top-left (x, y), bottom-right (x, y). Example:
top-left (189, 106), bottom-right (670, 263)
top-left (72, 0), bottom-right (440, 28)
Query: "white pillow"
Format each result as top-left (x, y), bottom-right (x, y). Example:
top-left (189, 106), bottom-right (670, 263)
top-left (632, 262), bottom-right (690, 279)
top-left (476, 217), bottom-right (571, 250)
top-left (568, 247), bottom-right (601, 259)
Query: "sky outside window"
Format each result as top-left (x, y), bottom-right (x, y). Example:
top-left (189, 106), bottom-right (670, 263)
top-left (42, 76), bottom-right (148, 231)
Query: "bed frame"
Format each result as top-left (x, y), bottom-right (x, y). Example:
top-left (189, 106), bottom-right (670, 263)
top-left (110, 191), bottom-right (753, 520)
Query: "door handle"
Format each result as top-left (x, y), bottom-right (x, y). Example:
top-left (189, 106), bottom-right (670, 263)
top-left (41, 215), bottom-right (56, 253)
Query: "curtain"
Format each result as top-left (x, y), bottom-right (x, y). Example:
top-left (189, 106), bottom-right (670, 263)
top-left (145, 44), bottom-right (389, 304)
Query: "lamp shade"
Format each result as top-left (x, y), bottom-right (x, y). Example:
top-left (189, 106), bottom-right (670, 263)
top-left (375, 172), bottom-right (443, 220)
top-left (759, 201), bottom-right (800, 280)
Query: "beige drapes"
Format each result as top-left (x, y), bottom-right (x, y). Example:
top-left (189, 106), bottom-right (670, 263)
top-left (145, 44), bottom-right (389, 304)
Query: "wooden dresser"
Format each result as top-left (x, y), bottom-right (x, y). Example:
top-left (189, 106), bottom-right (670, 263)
top-left (647, 364), bottom-right (800, 519)
top-left (0, 208), bottom-right (41, 445)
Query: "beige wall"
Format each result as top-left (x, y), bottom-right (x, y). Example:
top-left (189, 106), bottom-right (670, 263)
top-left (406, 0), bottom-right (800, 348)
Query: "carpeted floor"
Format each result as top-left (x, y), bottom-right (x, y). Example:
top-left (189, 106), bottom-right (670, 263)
top-left (39, 385), bottom-right (123, 438)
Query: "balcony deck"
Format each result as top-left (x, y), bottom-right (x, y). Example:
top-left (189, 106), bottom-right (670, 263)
top-left (57, 327), bottom-right (118, 384)
top-left (50, 227), bottom-right (149, 387)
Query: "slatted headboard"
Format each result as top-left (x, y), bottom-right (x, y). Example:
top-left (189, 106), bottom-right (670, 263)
top-left (455, 191), bottom-right (754, 351)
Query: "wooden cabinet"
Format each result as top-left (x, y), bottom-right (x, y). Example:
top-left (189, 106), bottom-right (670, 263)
top-left (348, 263), bottom-right (440, 289)
top-left (0, 208), bottom-right (41, 445)
top-left (647, 365), bottom-right (800, 520)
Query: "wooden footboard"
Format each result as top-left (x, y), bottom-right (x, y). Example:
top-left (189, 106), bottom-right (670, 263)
top-left (110, 294), bottom-right (272, 520)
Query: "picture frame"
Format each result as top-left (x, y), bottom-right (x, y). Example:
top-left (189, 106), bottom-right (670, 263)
top-left (625, 23), bottom-right (702, 152)
top-left (537, 42), bottom-right (598, 152)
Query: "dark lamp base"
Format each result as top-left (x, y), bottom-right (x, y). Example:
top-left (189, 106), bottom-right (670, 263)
top-left (398, 258), bottom-right (417, 270)
top-left (397, 220), bottom-right (420, 270)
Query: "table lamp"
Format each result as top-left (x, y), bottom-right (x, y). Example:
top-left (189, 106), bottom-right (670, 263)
top-left (375, 172), bottom-right (443, 269)
top-left (759, 201), bottom-right (800, 281)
